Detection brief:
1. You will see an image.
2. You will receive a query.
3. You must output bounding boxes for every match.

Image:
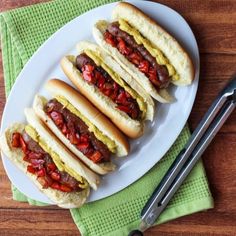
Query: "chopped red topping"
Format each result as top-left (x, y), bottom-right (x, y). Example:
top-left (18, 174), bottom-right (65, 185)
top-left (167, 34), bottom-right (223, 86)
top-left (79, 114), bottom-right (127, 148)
top-left (116, 105), bottom-right (130, 113)
top-left (61, 124), bottom-right (68, 135)
top-left (30, 158), bottom-right (45, 168)
top-left (104, 29), bottom-right (170, 89)
top-left (129, 52), bottom-right (142, 65)
top-left (68, 132), bottom-right (79, 145)
top-left (77, 142), bottom-right (90, 150)
top-left (80, 134), bottom-right (89, 143)
top-left (51, 171), bottom-right (61, 181)
top-left (23, 155), bottom-right (29, 162)
top-left (139, 60), bottom-right (150, 74)
top-left (117, 37), bottom-right (132, 55)
top-left (47, 163), bottom-right (56, 171)
top-left (82, 64), bottom-right (96, 83)
top-left (90, 151), bottom-right (102, 163)
top-left (51, 182), bottom-right (60, 190)
top-left (37, 176), bottom-right (49, 189)
top-left (97, 73), bottom-right (106, 88)
top-left (104, 31), bottom-right (117, 47)
top-left (12, 133), bottom-right (21, 148)
top-left (116, 90), bottom-right (127, 103)
top-left (50, 111), bottom-right (64, 127)
top-left (45, 99), bottom-right (112, 164)
top-left (27, 165), bottom-right (36, 174)
top-left (148, 67), bottom-right (161, 87)
top-left (19, 135), bottom-right (27, 153)
top-left (60, 185), bottom-right (72, 192)
top-left (37, 168), bottom-right (46, 177)
top-left (11, 132), bottom-right (82, 193)
top-left (44, 175), bottom-right (53, 187)
top-left (76, 53), bottom-right (141, 120)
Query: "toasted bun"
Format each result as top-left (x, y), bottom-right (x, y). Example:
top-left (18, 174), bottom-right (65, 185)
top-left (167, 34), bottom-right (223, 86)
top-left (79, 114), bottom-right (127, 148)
top-left (61, 55), bottom-right (144, 138)
top-left (33, 94), bottom-right (116, 175)
top-left (0, 123), bottom-right (89, 208)
top-left (93, 2), bottom-right (194, 102)
top-left (112, 2), bottom-right (194, 85)
top-left (93, 20), bottom-right (173, 103)
top-left (45, 79), bottom-right (130, 155)
top-left (76, 41), bottom-right (155, 121)
top-left (24, 108), bottom-right (100, 190)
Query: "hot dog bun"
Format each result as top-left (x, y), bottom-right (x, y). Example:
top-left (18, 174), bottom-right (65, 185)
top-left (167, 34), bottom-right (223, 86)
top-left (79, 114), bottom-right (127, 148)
top-left (44, 79), bottom-right (130, 158)
top-left (24, 108), bottom-right (100, 190)
top-left (0, 120), bottom-right (90, 209)
top-left (76, 41), bottom-right (154, 121)
top-left (93, 2), bottom-right (194, 103)
top-left (33, 94), bottom-right (116, 175)
top-left (60, 42), bottom-right (151, 138)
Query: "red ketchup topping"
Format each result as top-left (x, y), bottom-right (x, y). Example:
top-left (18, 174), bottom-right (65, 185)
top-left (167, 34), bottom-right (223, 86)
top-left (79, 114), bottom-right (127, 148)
top-left (76, 53), bottom-right (141, 120)
top-left (11, 131), bottom-right (82, 192)
top-left (103, 22), bottom-right (170, 89)
top-left (45, 99), bottom-right (111, 164)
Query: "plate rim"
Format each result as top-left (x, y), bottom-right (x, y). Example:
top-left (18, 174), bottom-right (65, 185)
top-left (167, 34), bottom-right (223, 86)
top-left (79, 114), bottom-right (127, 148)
top-left (0, 0), bottom-right (199, 204)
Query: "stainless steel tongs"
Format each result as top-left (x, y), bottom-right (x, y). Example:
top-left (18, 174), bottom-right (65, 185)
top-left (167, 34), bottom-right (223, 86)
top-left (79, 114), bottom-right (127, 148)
top-left (129, 76), bottom-right (236, 236)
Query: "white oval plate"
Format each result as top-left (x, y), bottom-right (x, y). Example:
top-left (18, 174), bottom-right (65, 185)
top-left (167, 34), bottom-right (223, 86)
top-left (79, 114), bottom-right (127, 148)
top-left (0, 0), bottom-right (199, 204)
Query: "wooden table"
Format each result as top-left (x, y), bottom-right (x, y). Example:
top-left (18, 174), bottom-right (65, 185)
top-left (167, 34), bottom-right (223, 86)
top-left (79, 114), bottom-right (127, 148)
top-left (0, 0), bottom-right (236, 235)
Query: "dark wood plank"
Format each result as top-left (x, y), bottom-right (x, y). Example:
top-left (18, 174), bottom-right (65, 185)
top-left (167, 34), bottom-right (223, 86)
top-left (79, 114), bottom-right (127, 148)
top-left (1, 132), bottom-right (236, 235)
top-left (0, 0), bottom-right (50, 11)
top-left (189, 53), bottom-right (236, 132)
top-left (147, 211), bottom-right (236, 236)
top-left (157, 0), bottom-right (236, 54)
top-left (0, 208), bottom-right (80, 236)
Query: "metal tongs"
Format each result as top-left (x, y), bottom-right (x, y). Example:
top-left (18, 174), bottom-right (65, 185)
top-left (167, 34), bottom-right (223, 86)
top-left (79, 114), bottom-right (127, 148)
top-left (129, 77), bottom-right (236, 236)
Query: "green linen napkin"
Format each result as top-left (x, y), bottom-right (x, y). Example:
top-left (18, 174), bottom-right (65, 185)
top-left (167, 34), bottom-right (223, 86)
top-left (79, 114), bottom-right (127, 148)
top-left (0, 0), bottom-right (214, 235)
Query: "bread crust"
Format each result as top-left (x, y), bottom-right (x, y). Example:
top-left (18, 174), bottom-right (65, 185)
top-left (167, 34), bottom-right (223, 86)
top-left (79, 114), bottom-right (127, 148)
top-left (0, 123), bottom-right (89, 208)
top-left (93, 21), bottom-right (173, 103)
top-left (60, 55), bottom-right (144, 138)
top-left (24, 108), bottom-right (100, 190)
top-left (33, 94), bottom-right (116, 175)
top-left (112, 2), bottom-right (195, 86)
top-left (93, 2), bottom-right (195, 102)
top-left (76, 41), bottom-right (155, 121)
top-left (45, 79), bottom-right (131, 151)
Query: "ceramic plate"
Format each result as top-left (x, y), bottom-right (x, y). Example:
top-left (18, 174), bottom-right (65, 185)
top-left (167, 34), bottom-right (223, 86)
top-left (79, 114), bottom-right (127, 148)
top-left (0, 0), bottom-right (199, 204)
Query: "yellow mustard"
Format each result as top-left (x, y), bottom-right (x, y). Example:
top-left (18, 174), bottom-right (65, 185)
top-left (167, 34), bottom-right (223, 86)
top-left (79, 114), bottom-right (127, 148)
top-left (118, 19), bottom-right (179, 81)
top-left (55, 96), bottom-right (117, 153)
top-left (84, 49), bottom-right (147, 119)
top-left (25, 125), bottom-right (88, 189)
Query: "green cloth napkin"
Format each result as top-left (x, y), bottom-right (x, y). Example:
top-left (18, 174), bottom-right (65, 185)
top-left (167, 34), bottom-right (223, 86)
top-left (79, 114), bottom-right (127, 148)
top-left (0, 0), bottom-right (214, 235)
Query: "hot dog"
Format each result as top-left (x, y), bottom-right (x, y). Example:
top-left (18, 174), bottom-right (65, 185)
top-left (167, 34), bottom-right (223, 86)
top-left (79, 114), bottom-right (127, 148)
top-left (60, 41), bottom-right (155, 138)
top-left (33, 79), bottom-right (129, 175)
top-left (0, 109), bottom-right (100, 208)
top-left (93, 2), bottom-right (195, 103)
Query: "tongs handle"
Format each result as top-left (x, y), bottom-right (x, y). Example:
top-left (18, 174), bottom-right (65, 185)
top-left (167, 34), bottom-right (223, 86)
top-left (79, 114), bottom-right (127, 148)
top-left (141, 77), bottom-right (236, 227)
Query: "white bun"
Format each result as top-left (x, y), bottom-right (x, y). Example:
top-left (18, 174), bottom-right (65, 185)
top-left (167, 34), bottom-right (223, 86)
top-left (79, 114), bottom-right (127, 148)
top-left (0, 123), bottom-right (89, 209)
top-left (33, 94), bottom-right (116, 175)
top-left (24, 108), bottom-right (100, 190)
top-left (45, 79), bottom-right (130, 153)
top-left (93, 2), bottom-right (194, 102)
top-left (76, 41), bottom-right (155, 121)
top-left (93, 20), bottom-right (173, 103)
top-left (60, 54), bottom-right (144, 138)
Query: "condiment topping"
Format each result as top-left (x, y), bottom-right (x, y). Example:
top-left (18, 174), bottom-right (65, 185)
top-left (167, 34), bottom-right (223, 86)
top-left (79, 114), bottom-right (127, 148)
top-left (76, 53), bottom-right (142, 120)
top-left (104, 20), bottom-right (178, 89)
top-left (11, 131), bottom-right (84, 192)
top-left (45, 99), bottom-right (111, 164)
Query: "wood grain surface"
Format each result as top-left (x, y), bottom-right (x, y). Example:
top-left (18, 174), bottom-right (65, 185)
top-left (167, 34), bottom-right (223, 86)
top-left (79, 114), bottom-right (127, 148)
top-left (0, 0), bottom-right (236, 235)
